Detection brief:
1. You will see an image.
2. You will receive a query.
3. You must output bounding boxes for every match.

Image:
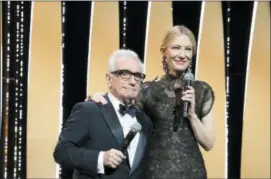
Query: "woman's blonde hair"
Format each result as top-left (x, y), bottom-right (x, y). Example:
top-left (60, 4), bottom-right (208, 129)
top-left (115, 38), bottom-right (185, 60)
top-left (160, 25), bottom-right (197, 57)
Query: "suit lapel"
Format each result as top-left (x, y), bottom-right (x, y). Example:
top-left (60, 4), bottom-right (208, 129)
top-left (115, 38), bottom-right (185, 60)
top-left (130, 110), bottom-right (148, 174)
top-left (100, 94), bottom-right (124, 145)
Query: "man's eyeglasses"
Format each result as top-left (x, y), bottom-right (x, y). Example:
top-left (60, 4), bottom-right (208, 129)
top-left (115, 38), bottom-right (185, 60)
top-left (110, 69), bottom-right (146, 82)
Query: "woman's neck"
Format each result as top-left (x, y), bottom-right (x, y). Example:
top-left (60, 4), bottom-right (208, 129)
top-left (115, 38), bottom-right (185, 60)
top-left (168, 70), bottom-right (185, 78)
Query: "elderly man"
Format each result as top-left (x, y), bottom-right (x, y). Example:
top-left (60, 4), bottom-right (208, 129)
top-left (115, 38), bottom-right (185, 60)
top-left (53, 49), bottom-right (153, 179)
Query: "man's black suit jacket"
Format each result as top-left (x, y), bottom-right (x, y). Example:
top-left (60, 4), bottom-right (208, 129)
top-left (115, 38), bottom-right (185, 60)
top-left (53, 94), bottom-right (153, 179)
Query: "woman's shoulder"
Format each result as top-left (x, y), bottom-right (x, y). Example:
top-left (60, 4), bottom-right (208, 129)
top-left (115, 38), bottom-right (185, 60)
top-left (141, 76), bottom-right (164, 90)
top-left (193, 80), bottom-right (214, 92)
top-left (137, 77), bottom-right (161, 110)
top-left (139, 77), bottom-right (167, 100)
top-left (192, 80), bottom-right (215, 102)
top-left (193, 80), bottom-right (215, 105)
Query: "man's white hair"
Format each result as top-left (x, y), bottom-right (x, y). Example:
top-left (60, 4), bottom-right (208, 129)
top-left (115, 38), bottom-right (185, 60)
top-left (108, 49), bottom-right (144, 73)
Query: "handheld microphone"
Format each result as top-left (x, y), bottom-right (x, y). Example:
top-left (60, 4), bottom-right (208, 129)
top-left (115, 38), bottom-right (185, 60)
top-left (183, 72), bottom-right (195, 118)
top-left (120, 122), bottom-right (142, 152)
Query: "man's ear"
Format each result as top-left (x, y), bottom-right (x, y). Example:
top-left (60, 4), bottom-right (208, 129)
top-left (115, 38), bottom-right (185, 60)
top-left (105, 73), bottom-right (111, 87)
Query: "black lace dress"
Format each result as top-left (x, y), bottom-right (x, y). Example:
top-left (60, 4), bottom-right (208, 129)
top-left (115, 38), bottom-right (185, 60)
top-left (138, 74), bottom-right (215, 179)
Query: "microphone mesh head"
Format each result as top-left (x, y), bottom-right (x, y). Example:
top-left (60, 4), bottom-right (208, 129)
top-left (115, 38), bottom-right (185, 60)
top-left (131, 122), bottom-right (142, 132)
top-left (184, 72), bottom-right (194, 81)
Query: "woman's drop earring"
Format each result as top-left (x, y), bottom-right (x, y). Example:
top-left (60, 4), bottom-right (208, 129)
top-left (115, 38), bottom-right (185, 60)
top-left (187, 63), bottom-right (192, 73)
top-left (162, 56), bottom-right (168, 73)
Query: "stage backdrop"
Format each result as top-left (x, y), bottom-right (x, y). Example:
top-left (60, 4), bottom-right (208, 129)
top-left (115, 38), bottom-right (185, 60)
top-left (241, 2), bottom-right (270, 178)
top-left (16, 1), bottom-right (270, 178)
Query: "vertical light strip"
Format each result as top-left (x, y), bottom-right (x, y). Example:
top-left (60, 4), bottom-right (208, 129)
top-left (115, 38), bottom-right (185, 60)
top-left (4, 2), bottom-right (11, 178)
top-left (225, 3), bottom-right (231, 178)
top-left (0, 0), bottom-right (3, 141)
top-left (56, 1), bottom-right (65, 178)
top-left (243, 1), bottom-right (257, 116)
top-left (143, 1), bottom-right (151, 73)
top-left (225, 79), bottom-right (228, 179)
top-left (86, 1), bottom-right (94, 95)
top-left (15, 3), bottom-right (22, 176)
top-left (14, 4), bottom-right (19, 177)
top-left (195, 1), bottom-right (205, 79)
top-left (122, 1), bottom-right (127, 48)
top-left (18, 2), bottom-right (24, 175)
top-left (27, 3), bottom-right (34, 176)
top-left (26, 3), bottom-right (34, 178)
top-left (27, 2), bottom-right (34, 97)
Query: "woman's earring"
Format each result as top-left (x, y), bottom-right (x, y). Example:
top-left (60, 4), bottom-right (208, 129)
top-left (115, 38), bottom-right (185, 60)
top-left (162, 56), bottom-right (168, 73)
top-left (188, 63), bottom-right (192, 73)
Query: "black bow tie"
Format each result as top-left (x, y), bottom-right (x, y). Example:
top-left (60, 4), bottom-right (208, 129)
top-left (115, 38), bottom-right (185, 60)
top-left (119, 104), bottom-right (136, 117)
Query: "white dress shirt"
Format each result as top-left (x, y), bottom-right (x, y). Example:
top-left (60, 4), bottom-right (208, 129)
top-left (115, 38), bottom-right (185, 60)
top-left (97, 93), bottom-right (140, 173)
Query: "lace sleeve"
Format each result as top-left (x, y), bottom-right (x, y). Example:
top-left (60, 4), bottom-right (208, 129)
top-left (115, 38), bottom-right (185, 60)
top-left (200, 82), bottom-right (215, 118)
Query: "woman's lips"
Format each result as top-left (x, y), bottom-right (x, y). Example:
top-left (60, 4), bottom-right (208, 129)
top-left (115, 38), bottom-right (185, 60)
top-left (173, 60), bottom-right (187, 65)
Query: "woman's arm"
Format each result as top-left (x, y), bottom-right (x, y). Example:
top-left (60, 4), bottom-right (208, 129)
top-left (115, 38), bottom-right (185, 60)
top-left (188, 108), bottom-right (215, 151)
top-left (182, 85), bottom-right (216, 151)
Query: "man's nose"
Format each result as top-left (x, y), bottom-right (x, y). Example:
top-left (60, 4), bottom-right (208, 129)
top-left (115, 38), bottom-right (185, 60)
top-left (129, 75), bottom-right (136, 86)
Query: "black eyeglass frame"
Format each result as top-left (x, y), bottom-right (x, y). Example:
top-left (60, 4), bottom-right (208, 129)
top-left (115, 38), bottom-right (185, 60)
top-left (110, 69), bottom-right (146, 82)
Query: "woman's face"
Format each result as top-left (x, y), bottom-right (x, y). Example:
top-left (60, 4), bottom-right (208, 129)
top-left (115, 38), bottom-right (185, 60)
top-left (163, 34), bottom-right (193, 75)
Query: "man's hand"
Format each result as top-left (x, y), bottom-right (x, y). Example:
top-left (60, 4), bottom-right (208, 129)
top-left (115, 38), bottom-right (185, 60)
top-left (103, 149), bottom-right (126, 168)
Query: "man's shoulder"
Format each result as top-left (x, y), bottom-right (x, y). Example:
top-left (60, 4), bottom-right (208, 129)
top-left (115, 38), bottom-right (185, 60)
top-left (71, 101), bottom-right (101, 112)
